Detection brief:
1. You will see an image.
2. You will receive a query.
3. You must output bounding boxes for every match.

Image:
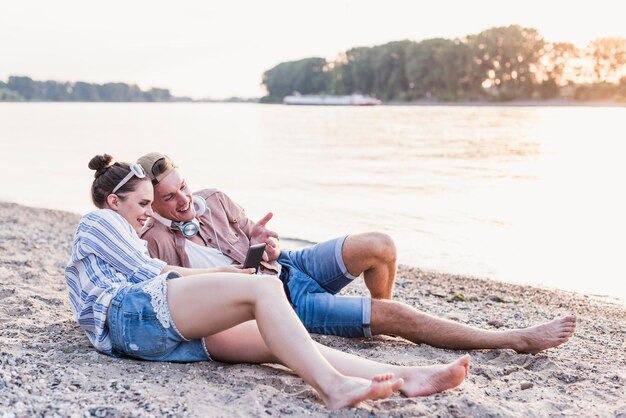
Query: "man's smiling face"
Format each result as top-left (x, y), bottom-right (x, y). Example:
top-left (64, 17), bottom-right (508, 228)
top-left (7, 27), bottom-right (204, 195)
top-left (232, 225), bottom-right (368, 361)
top-left (151, 168), bottom-right (195, 222)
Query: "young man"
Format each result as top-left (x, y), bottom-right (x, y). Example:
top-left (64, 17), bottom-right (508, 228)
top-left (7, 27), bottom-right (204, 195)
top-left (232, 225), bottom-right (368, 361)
top-left (138, 152), bottom-right (576, 353)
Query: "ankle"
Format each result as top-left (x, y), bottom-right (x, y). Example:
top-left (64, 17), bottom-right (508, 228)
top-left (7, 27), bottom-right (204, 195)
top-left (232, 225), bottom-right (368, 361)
top-left (316, 372), bottom-right (346, 399)
top-left (505, 329), bottom-right (527, 351)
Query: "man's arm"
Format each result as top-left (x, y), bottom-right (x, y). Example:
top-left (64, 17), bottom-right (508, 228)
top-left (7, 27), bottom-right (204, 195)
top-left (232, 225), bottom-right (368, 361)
top-left (249, 212), bottom-right (281, 261)
top-left (217, 192), bottom-right (282, 262)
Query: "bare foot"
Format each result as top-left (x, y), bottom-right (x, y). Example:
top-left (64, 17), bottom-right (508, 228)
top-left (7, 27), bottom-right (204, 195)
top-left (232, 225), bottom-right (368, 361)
top-left (512, 315), bottom-right (577, 354)
top-left (399, 354), bottom-right (470, 397)
top-left (322, 373), bottom-right (404, 410)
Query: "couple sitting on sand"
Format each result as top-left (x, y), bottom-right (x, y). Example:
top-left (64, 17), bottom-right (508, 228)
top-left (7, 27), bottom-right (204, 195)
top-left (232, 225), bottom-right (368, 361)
top-left (65, 152), bottom-right (576, 410)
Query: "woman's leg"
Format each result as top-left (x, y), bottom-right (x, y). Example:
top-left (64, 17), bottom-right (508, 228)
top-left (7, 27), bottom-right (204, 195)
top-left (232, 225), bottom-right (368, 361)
top-left (166, 273), bottom-right (402, 409)
top-left (204, 320), bottom-right (278, 363)
top-left (205, 319), bottom-right (470, 398)
top-left (316, 345), bottom-right (470, 397)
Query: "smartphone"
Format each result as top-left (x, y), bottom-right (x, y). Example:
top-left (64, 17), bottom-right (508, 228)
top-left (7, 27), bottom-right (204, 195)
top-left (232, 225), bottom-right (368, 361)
top-left (243, 243), bottom-right (267, 273)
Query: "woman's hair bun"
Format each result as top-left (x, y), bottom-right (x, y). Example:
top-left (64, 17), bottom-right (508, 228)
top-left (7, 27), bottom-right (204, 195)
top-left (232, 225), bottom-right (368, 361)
top-left (88, 154), bottom-right (114, 177)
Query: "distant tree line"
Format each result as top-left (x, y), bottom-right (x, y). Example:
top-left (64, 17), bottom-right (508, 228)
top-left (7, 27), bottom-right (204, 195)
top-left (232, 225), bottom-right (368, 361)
top-left (261, 25), bottom-right (626, 103)
top-left (0, 76), bottom-right (180, 102)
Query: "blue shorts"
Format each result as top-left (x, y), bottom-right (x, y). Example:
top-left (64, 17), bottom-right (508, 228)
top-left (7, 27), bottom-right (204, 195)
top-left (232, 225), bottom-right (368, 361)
top-left (278, 236), bottom-right (372, 338)
top-left (108, 272), bottom-right (211, 362)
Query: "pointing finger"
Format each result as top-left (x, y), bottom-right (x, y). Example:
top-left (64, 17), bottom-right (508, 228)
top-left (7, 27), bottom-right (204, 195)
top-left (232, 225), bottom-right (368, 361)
top-left (256, 212), bottom-right (273, 227)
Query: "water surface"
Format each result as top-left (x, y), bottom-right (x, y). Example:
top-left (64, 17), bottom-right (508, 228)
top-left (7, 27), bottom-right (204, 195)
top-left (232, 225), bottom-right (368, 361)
top-left (1, 102), bottom-right (624, 302)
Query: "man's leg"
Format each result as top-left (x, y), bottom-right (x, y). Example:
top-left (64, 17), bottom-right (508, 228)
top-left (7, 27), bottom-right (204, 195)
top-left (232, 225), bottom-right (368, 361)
top-left (341, 232), bottom-right (397, 299)
top-left (371, 298), bottom-right (577, 353)
top-left (287, 269), bottom-right (374, 338)
top-left (340, 234), bottom-right (577, 353)
top-left (280, 239), bottom-right (375, 339)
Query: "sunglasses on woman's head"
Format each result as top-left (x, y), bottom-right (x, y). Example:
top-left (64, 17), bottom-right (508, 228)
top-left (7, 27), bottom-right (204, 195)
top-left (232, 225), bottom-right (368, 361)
top-left (112, 163), bottom-right (147, 194)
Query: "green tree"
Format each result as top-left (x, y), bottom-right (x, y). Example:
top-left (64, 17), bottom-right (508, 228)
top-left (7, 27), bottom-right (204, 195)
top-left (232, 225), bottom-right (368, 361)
top-left (97, 83), bottom-right (142, 101)
top-left (587, 37), bottom-right (626, 83)
top-left (7, 76), bottom-right (37, 100)
top-left (369, 41), bottom-right (412, 100)
top-left (333, 47), bottom-right (376, 95)
top-left (145, 88), bottom-right (171, 102)
top-left (535, 42), bottom-right (579, 98)
top-left (405, 38), bottom-right (479, 101)
top-left (0, 88), bottom-right (23, 101)
top-left (261, 57), bottom-right (332, 101)
top-left (467, 25), bottom-right (545, 100)
top-left (72, 82), bottom-right (100, 101)
top-left (1, 76), bottom-right (175, 102)
top-left (40, 80), bottom-right (71, 101)
top-left (538, 42), bottom-right (579, 85)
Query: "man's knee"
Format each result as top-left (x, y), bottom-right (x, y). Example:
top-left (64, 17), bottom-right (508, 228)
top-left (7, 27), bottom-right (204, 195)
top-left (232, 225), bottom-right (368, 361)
top-left (342, 232), bottom-right (397, 280)
top-left (363, 232), bottom-right (396, 263)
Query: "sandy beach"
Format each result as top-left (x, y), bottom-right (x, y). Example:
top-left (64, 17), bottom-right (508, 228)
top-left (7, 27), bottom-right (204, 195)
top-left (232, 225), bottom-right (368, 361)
top-left (1, 201), bottom-right (625, 417)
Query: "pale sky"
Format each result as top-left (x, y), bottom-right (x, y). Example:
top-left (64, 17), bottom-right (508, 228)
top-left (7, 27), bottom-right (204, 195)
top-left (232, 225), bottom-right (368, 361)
top-left (1, 1), bottom-right (624, 99)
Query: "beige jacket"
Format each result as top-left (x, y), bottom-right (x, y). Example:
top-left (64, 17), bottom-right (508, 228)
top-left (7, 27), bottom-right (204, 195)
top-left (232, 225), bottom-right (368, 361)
top-left (139, 188), bottom-right (280, 273)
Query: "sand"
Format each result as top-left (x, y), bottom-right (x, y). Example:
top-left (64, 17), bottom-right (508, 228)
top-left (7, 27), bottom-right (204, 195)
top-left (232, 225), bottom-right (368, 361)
top-left (1, 202), bottom-right (625, 417)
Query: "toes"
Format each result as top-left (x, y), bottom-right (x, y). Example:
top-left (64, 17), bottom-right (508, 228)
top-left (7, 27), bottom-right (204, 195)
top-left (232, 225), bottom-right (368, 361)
top-left (390, 378), bottom-right (404, 392)
top-left (459, 354), bottom-right (471, 365)
top-left (455, 354), bottom-right (471, 374)
top-left (373, 373), bottom-right (394, 382)
top-left (372, 378), bottom-right (399, 398)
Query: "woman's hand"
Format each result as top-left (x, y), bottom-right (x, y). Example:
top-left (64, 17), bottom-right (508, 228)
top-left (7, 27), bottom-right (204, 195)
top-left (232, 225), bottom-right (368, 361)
top-left (218, 264), bottom-right (256, 274)
top-left (162, 264), bottom-right (255, 276)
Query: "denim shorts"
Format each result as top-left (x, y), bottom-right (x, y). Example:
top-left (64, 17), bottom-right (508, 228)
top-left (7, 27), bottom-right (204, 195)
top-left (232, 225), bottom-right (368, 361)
top-left (278, 236), bottom-right (372, 338)
top-left (108, 272), bottom-right (211, 362)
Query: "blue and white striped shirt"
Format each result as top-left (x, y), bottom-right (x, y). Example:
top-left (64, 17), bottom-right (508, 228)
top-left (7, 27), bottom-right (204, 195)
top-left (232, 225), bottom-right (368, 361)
top-left (65, 209), bottom-right (166, 354)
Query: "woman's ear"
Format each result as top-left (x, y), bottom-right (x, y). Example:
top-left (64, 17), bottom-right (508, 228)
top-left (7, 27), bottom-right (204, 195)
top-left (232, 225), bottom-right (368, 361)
top-left (106, 193), bottom-right (120, 210)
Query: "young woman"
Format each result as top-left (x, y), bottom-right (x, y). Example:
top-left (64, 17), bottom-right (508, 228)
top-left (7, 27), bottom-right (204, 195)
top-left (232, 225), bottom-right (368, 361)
top-left (65, 154), bottom-right (470, 410)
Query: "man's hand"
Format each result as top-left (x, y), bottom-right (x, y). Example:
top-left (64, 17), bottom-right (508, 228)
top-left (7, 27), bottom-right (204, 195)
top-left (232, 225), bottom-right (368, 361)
top-left (250, 212), bottom-right (281, 261)
top-left (263, 236), bottom-right (281, 262)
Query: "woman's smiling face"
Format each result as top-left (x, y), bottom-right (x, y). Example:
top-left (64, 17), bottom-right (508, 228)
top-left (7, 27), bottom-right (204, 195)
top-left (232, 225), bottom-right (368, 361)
top-left (111, 180), bottom-right (154, 234)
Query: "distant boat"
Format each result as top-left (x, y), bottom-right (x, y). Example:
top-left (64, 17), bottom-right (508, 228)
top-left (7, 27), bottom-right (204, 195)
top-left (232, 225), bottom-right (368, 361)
top-left (283, 92), bottom-right (381, 106)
